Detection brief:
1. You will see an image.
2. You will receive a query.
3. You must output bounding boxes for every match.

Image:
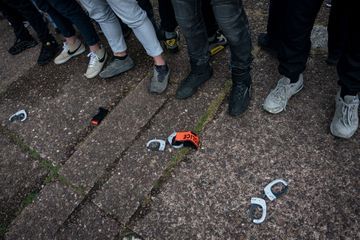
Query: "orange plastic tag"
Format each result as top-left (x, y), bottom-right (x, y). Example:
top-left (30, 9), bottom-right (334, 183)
top-left (174, 131), bottom-right (200, 149)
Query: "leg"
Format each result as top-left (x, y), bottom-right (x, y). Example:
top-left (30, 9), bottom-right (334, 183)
top-left (211, 0), bottom-right (252, 116)
top-left (263, 0), bottom-right (323, 114)
top-left (158, 0), bottom-right (178, 33)
top-left (330, 0), bottom-right (360, 138)
top-left (277, 0), bottom-right (323, 81)
top-left (108, 0), bottom-right (170, 94)
top-left (202, 0), bottom-right (217, 38)
top-left (0, 0), bottom-right (38, 55)
top-left (4, 0), bottom-right (54, 43)
top-left (171, 0), bottom-right (213, 99)
top-left (327, 0), bottom-right (347, 65)
top-left (79, 0), bottom-right (134, 79)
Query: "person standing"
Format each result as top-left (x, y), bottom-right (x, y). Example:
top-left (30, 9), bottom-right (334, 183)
top-left (171, 0), bottom-right (253, 116)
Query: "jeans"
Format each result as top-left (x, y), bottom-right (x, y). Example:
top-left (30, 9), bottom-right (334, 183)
top-left (1, 0), bottom-right (53, 43)
top-left (171, 0), bottom-right (252, 75)
top-left (33, 0), bottom-right (99, 46)
top-left (79, 0), bottom-right (163, 57)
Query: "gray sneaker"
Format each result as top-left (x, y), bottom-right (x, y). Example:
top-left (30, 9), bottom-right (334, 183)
top-left (330, 91), bottom-right (359, 139)
top-left (149, 65), bottom-right (170, 94)
top-left (99, 56), bottom-right (135, 79)
top-left (263, 74), bottom-right (304, 114)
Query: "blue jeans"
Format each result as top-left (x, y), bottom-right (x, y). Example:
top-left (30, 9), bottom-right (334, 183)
top-left (171, 0), bottom-right (252, 76)
top-left (33, 0), bottom-right (99, 46)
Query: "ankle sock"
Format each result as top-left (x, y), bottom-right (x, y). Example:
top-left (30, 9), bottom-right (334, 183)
top-left (155, 64), bottom-right (169, 74)
top-left (114, 54), bottom-right (127, 60)
top-left (340, 87), bottom-right (357, 99)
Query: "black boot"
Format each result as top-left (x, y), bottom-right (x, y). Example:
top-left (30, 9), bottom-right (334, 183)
top-left (229, 71), bottom-right (251, 116)
top-left (37, 39), bottom-right (59, 66)
top-left (176, 62), bottom-right (213, 99)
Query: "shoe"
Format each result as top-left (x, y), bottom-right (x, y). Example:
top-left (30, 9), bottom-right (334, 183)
top-left (208, 30), bottom-right (228, 56)
top-left (176, 63), bottom-right (213, 99)
top-left (258, 33), bottom-right (278, 55)
top-left (37, 40), bottom-right (59, 66)
top-left (149, 65), bottom-right (170, 94)
top-left (99, 55), bottom-right (134, 79)
top-left (325, 0), bottom-right (332, 8)
top-left (263, 74), bottom-right (304, 114)
top-left (84, 48), bottom-right (107, 79)
top-left (229, 74), bottom-right (251, 116)
top-left (54, 40), bottom-right (85, 65)
top-left (164, 31), bottom-right (179, 53)
top-left (8, 37), bottom-right (38, 55)
top-left (330, 92), bottom-right (359, 139)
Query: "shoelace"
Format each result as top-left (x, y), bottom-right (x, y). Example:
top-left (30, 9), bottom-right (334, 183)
top-left (271, 81), bottom-right (288, 104)
top-left (87, 52), bottom-right (99, 68)
top-left (341, 102), bottom-right (357, 127)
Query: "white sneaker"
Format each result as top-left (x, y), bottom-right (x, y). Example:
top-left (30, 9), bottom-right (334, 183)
top-left (330, 91), bottom-right (359, 139)
top-left (84, 48), bottom-right (107, 79)
top-left (54, 41), bottom-right (85, 64)
top-left (263, 74), bottom-right (304, 114)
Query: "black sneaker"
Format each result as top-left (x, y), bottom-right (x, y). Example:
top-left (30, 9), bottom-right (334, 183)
top-left (164, 31), bottom-right (179, 53)
top-left (229, 75), bottom-right (251, 116)
top-left (257, 33), bottom-right (278, 55)
top-left (176, 63), bottom-right (213, 99)
top-left (208, 30), bottom-right (228, 56)
top-left (37, 40), bottom-right (59, 66)
top-left (8, 38), bottom-right (38, 55)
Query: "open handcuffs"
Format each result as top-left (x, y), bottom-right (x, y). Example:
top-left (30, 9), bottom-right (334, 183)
top-left (146, 131), bottom-right (200, 151)
top-left (9, 110), bottom-right (27, 122)
top-left (250, 179), bottom-right (288, 224)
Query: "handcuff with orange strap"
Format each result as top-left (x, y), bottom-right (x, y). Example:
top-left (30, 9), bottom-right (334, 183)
top-left (172, 131), bottom-right (200, 149)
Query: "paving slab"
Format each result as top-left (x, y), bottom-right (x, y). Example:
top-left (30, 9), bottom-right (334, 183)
top-left (0, 134), bottom-right (45, 232)
top-left (92, 48), bottom-right (230, 224)
top-left (132, 53), bottom-right (360, 239)
top-left (0, 34), bottom-right (152, 164)
top-left (5, 182), bottom-right (83, 240)
top-left (55, 202), bottom-right (119, 240)
top-left (6, 73), bottom-right (168, 239)
top-left (0, 20), bottom-right (39, 94)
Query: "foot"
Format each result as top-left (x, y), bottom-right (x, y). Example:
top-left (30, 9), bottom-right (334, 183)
top-left (164, 31), bottom-right (179, 53)
top-left (258, 33), bottom-right (278, 55)
top-left (263, 74), bottom-right (304, 114)
top-left (176, 63), bottom-right (213, 99)
top-left (54, 40), bottom-right (85, 65)
top-left (330, 91), bottom-right (359, 139)
top-left (8, 37), bottom-right (38, 55)
top-left (149, 64), bottom-right (170, 94)
top-left (84, 48), bottom-right (107, 79)
top-left (208, 30), bottom-right (228, 56)
top-left (229, 80), bottom-right (251, 116)
top-left (99, 55), bottom-right (134, 79)
top-left (37, 40), bottom-right (59, 66)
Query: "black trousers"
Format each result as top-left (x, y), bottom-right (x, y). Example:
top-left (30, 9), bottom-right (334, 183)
top-left (0, 0), bottom-right (53, 43)
top-left (138, 0), bottom-right (219, 37)
top-left (171, 0), bottom-right (252, 80)
top-left (336, 1), bottom-right (360, 92)
top-left (33, 0), bottom-right (99, 46)
top-left (267, 0), bottom-right (359, 92)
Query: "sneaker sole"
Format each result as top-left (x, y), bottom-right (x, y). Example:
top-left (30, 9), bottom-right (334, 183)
top-left (263, 84), bottom-right (304, 114)
top-left (54, 44), bottom-right (86, 65)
